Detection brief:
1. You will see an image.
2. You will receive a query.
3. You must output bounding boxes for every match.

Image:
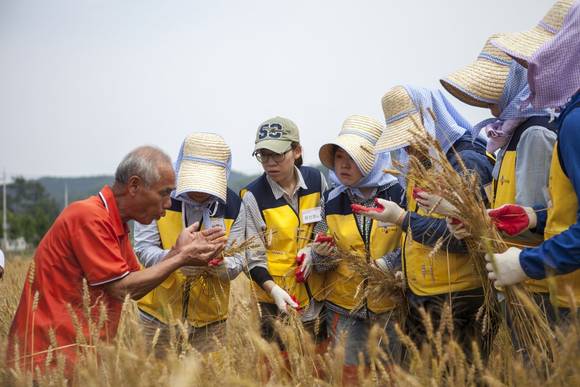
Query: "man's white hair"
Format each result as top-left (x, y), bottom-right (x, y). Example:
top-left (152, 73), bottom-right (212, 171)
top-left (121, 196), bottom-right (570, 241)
top-left (115, 146), bottom-right (172, 187)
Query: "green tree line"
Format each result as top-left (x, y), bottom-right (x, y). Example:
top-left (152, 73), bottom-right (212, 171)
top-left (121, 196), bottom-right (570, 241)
top-left (0, 177), bottom-right (59, 246)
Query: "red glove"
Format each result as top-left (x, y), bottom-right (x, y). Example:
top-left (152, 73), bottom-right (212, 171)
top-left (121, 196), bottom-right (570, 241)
top-left (208, 257), bottom-right (224, 267)
top-left (412, 187), bottom-right (426, 200)
top-left (314, 232), bottom-right (335, 245)
top-left (290, 295), bottom-right (303, 312)
top-left (350, 198), bottom-right (386, 214)
top-left (488, 204), bottom-right (532, 236)
top-left (295, 253), bottom-right (306, 283)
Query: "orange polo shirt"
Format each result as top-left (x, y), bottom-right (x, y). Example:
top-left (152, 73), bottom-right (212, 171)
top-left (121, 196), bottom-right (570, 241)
top-left (7, 185), bottom-right (140, 374)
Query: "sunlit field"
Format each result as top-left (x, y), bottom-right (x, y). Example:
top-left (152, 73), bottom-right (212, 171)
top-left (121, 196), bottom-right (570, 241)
top-left (1, 254), bottom-right (579, 386)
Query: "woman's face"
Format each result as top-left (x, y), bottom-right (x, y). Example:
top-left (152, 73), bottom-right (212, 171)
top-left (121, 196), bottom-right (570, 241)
top-left (187, 192), bottom-right (211, 203)
top-left (489, 104), bottom-right (501, 118)
top-left (334, 147), bottom-right (363, 186)
top-left (260, 145), bottom-right (302, 183)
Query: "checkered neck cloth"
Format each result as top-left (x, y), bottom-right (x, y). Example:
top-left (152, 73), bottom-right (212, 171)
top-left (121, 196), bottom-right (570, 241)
top-left (473, 61), bottom-right (550, 134)
top-left (527, 1), bottom-right (580, 109)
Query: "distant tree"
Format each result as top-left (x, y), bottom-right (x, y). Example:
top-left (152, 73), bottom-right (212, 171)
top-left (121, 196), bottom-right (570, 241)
top-left (0, 177), bottom-right (60, 246)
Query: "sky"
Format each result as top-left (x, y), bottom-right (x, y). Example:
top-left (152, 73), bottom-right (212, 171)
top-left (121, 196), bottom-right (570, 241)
top-left (0, 0), bottom-right (555, 179)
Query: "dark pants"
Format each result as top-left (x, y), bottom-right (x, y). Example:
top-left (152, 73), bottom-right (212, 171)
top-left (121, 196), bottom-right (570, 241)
top-left (259, 302), bottom-right (327, 347)
top-left (405, 287), bottom-right (497, 362)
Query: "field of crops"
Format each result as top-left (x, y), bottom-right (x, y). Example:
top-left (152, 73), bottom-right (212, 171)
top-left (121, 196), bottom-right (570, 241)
top-left (0, 255), bottom-right (578, 386)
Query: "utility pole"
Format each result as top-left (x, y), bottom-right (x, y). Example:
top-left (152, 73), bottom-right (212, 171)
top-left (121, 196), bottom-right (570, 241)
top-left (2, 169), bottom-right (7, 251)
top-left (64, 181), bottom-right (69, 209)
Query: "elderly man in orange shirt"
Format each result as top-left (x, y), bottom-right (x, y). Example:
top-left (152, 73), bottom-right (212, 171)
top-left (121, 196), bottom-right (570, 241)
top-left (7, 146), bottom-right (226, 375)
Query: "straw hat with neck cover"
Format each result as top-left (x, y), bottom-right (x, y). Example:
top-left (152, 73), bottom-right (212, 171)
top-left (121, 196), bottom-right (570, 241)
top-left (172, 132), bottom-right (232, 228)
top-left (491, 0), bottom-right (575, 68)
top-left (319, 115), bottom-right (398, 203)
top-left (441, 33), bottom-right (550, 153)
top-left (375, 86), bottom-right (472, 185)
top-left (493, 1), bottom-right (580, 109)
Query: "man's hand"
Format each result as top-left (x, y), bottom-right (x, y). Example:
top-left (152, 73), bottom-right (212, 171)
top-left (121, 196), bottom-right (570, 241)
top-left (351, 198), bottom-right (406, 226)
top-left (485, 247), bottom-right (529, 286)
top-left (174, 222), bottom-right (200, 251)
top-left (179, 226), bottom-right (227, 267)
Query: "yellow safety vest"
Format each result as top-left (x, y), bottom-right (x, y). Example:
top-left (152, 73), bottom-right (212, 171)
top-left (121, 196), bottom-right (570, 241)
top-left (492, 117), bottom-right (557, 293)
top-left (137, 189), bottom-right (241, 327)
top-left (402, 180), bottom-right (482, 296)
top-left (243, 166), bottom-right (325, 307)
top-left (324, 188), bottom-right (402, 314)
top-left (544, 142), bottom-right (580, 308)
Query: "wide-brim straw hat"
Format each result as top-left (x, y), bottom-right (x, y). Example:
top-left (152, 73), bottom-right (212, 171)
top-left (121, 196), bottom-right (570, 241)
top-left (491, 0), bottom-right (574, 66)
top-left (176, 132), bottom-right (231, 203)
top-left (440, 34), bottom-right (513, 107)
top-left (319, 115), bottom-right (384, 176)
top-left (375, 86), bottom-right (425, 153)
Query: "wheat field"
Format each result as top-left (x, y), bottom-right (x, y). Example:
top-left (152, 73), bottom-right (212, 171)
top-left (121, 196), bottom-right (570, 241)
top-left (1, 255), bottom-right (579, 386)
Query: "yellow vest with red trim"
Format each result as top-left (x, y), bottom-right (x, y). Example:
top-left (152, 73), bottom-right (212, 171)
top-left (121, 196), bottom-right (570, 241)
top-left (492, 117), bottom-right (557, 293)
top-left (137, 189), bottom-right (241, 327)
top-left (243, 166), bottom-right (325, 307)
top-left (324, 188), bottom-right (402, 314)
top-left (544, 143), bottom-right (580, 308)
top-left (402, 181), bottom-right (482, 296)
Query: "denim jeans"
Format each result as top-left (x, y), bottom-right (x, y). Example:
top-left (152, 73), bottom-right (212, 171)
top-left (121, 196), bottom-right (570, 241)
top-left (325, 308), bottom-right (402, 365)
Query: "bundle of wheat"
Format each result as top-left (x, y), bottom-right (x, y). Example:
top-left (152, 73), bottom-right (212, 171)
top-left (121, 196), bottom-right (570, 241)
top-left (402, 126), bottom-right (556, 371)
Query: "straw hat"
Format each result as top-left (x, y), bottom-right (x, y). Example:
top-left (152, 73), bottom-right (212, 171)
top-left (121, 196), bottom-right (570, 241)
top-left (375, 86), bottom-right (424, 153)
top-left (319, 115), bottom-right (384, 176)
top-left (440, 34), bottom-right (513, 107)
top-left (176, 133), bottom-right (231, 203)
top-left (492, 0), bottom-right (574, 66)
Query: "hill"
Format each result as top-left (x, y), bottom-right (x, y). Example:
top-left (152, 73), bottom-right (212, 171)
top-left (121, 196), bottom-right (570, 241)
top-left (36, 165), bottom-right (329, 210)
top-left (37, 171), bottom-right (260, 210)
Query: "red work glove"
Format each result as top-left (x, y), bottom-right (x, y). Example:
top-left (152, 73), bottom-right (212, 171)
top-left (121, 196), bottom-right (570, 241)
top-left (488, 204), bottom-right (537, 236)
top-left (412, 187), bottom-right (425, 200)
top-left (314, 232), bottom-right (335, 245)
top-left (295, 247), bottom-right (314, 283)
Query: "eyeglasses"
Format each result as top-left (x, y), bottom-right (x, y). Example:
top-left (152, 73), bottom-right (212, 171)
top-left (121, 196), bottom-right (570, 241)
top-left (254, 150), bottom-right (289, 164)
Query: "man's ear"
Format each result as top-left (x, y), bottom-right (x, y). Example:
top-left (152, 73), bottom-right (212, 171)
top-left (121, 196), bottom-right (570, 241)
top-left (127, 175), bottom-right (142, 197)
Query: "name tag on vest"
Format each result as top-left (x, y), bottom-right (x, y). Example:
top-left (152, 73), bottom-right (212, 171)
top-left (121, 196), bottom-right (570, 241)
top-left (301, 207), bottom-right (322, 224)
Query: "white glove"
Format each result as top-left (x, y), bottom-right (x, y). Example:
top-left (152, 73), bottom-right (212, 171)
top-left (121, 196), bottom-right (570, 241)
top-left (270, 284), bottom-right (299, 313)
top-left (211, 256), bottom-right (236, 281)
top-left (485, 247), bottom-right (529, 286)
top-left (374, 258), bottom-right (390, 273)
top-left (312, 241), bottom-right (335, 256)
top-left (297, 247), bottom-right (313, 280)
top-left (416, 191), bottom-right (459, 217)
top-left (446, 217), bottom-right (471, 240)
top-left (356, 198), bottom-right (406, 225)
